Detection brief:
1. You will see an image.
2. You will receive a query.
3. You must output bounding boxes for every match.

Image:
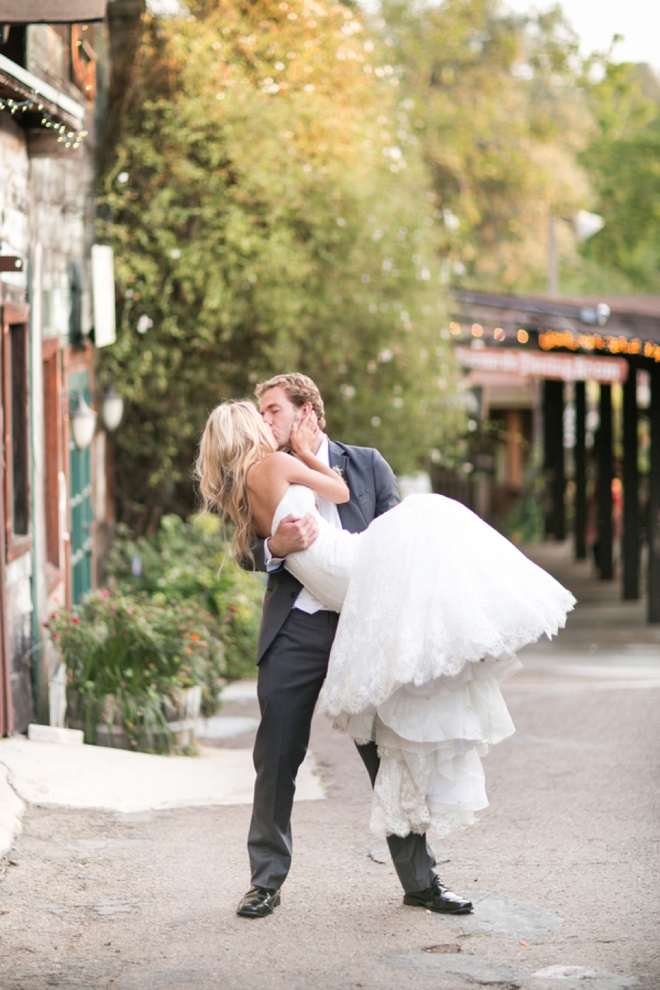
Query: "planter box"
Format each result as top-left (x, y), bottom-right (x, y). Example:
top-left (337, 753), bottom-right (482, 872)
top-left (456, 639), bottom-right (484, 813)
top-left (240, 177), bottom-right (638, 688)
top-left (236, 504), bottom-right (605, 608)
top-left (68, 686), bottom-right (202, 752)
top-left (94, 717), bottom-right (197, 751)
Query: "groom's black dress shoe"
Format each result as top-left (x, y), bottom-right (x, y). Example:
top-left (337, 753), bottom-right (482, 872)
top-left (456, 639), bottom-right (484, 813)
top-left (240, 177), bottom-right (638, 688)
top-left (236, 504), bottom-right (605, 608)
top-left (236, 885), bottom-right (281, 918)
top-left (403, 876), bottom-right (473, 915)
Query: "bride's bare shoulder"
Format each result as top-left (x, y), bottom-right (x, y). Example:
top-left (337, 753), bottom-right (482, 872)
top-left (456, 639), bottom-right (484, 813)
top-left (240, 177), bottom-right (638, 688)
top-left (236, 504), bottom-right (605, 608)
top-left (247, 451), bottom-right (291, 486)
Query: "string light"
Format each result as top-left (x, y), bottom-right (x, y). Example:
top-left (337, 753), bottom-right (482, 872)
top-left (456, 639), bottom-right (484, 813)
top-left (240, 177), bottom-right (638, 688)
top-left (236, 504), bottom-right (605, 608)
top-left (0, 94), bottom-right (88, 150)
top-left (539, 329), bottom-right (658, 359)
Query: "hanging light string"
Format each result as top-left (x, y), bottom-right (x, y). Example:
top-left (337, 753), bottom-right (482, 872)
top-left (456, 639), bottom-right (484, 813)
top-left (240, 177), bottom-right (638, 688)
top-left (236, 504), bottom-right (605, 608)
top-left (0, 95), bottom-right (88, 149)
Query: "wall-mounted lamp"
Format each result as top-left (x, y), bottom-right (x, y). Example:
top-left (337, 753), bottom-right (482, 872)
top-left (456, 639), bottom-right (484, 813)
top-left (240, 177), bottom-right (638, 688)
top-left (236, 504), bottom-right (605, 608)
top-left (101, 386), bottom-right (124, 432)
top-left (69, 393), bottom-right (97, 450)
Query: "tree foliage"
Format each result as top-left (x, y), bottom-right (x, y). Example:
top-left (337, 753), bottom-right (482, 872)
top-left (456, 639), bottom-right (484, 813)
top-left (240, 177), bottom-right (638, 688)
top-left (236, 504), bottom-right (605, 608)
top-left (99, 0), bottom-right (464, 532)
top-left (579, 62), bottom-right (660, 289)
top-left (377, 0), bottom-right (594, 293)
top-left (99, 0), bottom-right (660, 533)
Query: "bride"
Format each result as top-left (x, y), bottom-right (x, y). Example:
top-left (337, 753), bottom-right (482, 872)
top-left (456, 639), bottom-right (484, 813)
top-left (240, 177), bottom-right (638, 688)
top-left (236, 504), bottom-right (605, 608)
top-left (196, 399), bottom-right (575, 840)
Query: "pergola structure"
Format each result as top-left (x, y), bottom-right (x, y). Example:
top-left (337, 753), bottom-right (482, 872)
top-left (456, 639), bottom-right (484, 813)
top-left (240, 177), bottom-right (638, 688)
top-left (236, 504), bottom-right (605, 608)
top-left (449, 291), bottom-right (660, 623)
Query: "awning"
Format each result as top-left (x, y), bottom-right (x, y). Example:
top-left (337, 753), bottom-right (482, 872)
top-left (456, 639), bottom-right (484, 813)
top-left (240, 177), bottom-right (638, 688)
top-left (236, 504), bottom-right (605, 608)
top-left (0, 52), bottom-right (85, 129)
top-left (456, 346), bottom-right (629, 385)
top-left (0, 0), bottom-right (107, 23)
top-left (451, 289), bottom-right (660, 343)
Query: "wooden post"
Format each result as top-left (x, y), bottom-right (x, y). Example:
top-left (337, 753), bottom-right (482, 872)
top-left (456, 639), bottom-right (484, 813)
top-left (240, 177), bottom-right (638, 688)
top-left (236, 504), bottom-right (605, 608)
top-left (543, 379), bottom-right (565, 540)
top-left (648, 366), bottom-right (660, 622)
top-left (0, 308), bottom-right (13, 736)
top-left (574, 381), bottom-right (587, 559)
top-left (506, 409), bottom-right (523, 490)
top-left (597, 383), bottom-right (613, 580)
top-left (622, 363), bottom-right (639, 599)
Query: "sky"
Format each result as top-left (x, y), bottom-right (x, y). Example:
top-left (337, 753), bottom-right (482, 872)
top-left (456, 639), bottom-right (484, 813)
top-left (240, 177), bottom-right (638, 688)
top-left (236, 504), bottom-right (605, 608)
top-left (504, 0), bottom-right (660, 70)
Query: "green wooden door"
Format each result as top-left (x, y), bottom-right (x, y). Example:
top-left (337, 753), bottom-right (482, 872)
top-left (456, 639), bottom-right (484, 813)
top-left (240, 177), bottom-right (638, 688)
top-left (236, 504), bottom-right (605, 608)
top-left (68, 370), bottom-right (93, 604)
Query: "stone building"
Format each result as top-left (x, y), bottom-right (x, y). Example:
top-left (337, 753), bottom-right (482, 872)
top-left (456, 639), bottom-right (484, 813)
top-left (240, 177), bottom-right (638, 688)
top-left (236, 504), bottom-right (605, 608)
top-left (0, 0), bottom-right (143, 735)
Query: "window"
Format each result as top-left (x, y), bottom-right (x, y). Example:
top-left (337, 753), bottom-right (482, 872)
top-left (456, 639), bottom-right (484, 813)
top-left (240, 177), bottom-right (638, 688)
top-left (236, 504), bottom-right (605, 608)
top-left (8, 324), bottom-right (29, 537)
top-left (0, 25), bottom-right (27, 69)
top-left (1, 309), bottom-right (31, 556)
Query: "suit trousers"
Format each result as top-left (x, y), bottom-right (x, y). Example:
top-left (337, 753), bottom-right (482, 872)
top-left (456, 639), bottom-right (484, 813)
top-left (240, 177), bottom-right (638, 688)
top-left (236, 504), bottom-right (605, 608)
top-left (247, 608), bottom-right (437, 893)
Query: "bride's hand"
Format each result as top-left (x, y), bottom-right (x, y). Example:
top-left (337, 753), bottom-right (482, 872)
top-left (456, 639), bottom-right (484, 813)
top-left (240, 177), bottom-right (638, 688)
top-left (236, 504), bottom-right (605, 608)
top-left (290, 409), bottom-right (321, 456)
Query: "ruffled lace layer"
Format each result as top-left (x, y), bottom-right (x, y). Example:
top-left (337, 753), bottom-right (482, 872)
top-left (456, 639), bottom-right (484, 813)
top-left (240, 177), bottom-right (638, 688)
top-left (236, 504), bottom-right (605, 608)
top-left (274, 487), bottom-right (575, 839)
top-left (330, 656), bottom-right (522, 837)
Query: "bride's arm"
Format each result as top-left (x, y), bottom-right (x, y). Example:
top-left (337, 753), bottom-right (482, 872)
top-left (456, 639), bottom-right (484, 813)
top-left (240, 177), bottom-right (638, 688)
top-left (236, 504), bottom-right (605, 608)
top-left (287, 411), bottom-right (350, 503)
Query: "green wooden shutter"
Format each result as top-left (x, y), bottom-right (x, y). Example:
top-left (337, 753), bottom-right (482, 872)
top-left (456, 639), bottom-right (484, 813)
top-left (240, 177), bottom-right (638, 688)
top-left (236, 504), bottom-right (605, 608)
top-left (68, 370), bottom-right (93, 604)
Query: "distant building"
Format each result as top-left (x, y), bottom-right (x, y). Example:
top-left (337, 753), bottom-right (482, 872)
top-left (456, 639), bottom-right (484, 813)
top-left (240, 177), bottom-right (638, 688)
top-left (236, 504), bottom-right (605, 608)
top-left (446, 290), bottom-right (660, 621)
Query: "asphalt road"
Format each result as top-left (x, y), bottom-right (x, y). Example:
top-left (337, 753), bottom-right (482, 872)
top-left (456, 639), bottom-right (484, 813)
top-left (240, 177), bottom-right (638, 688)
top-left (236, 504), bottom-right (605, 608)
top-left (1, 547), bottom-right (658, 990)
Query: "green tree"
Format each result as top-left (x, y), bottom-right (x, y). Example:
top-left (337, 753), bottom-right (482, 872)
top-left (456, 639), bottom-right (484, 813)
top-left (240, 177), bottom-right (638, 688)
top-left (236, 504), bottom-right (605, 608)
top-left (377, 0), bottom-right (596, 292)
top-left (99, 0), bottom-right (464, 532)
top-left (580, 61), bottom-right (660, 289)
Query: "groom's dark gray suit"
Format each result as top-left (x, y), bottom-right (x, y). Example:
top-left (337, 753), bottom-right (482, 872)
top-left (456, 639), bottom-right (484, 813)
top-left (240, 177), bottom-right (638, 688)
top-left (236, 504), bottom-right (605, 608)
top-left (247, 439), bottom-right (437, 893)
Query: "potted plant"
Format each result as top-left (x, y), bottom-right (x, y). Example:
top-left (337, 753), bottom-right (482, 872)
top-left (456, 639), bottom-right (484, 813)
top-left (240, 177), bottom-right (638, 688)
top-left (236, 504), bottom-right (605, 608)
top-left (46, 590), bottom-right (226, 753)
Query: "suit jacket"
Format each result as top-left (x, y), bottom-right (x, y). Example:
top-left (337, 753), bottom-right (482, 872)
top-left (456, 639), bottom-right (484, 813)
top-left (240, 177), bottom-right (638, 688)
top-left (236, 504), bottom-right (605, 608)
top-left (251, 440), bottom-right (400, 662)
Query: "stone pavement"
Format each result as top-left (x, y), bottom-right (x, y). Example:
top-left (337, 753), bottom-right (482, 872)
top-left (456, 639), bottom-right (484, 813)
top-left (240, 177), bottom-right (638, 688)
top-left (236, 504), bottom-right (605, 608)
top-left (0, 541), bottom-right (658, 990)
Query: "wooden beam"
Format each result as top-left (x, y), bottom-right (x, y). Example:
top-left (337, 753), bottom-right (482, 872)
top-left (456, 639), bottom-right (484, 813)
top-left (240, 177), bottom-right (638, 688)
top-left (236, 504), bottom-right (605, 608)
top-left (0, 256), bottom-right (23, 272)
top-left (597, 384), bottom-right (613, 580)
top-left (574, 381), bottom-right (587, 559)
top-left (622, 363), bottom-right (639, 599)
top-left (648, 366), bottom-right (660, 622)
top-left (543, 379), bottom-right (565, 540)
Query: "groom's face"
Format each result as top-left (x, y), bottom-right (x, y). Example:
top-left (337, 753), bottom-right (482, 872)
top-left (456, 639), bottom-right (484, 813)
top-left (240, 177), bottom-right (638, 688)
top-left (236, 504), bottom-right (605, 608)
top-left (259, 386), bottom-right (304, 449)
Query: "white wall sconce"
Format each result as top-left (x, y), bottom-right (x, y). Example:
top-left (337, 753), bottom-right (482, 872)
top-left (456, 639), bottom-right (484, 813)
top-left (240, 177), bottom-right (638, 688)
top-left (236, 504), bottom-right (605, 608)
top-left (101, 386), bottom-right (124, 432)
top-left (69, 393), bottom-right (97, 450)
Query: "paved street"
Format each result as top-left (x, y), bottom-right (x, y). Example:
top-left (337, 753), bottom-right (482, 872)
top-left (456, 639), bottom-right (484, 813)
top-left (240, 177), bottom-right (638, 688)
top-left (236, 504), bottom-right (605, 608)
top-left (0, 542), bottom-right (659, 990)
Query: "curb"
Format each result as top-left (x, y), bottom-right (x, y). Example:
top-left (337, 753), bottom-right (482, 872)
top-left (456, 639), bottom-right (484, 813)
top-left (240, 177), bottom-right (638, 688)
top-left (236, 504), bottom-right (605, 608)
top-left (0, 762), bottom-right (25, 857)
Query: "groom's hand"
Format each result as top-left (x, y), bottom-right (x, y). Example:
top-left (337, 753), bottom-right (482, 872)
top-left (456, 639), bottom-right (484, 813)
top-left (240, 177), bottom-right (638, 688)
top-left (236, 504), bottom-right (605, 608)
top-left (268, 513), bottom-right (319, 558)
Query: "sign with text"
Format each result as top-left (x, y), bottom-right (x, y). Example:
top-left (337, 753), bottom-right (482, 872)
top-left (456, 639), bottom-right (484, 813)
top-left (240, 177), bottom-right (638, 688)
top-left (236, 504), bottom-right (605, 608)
top-left (455, 346), bottom-right (628, 384)
top-left (92, 245), bottom-right (116, 348)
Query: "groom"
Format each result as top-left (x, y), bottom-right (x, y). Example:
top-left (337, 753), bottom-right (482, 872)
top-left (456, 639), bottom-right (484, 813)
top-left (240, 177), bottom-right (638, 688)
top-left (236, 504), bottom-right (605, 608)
top-left (236, 373), bottom-right (472, 919)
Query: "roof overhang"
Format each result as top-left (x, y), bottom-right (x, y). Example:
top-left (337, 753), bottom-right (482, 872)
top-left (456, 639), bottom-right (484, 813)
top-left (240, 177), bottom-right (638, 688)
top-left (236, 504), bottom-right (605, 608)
top-left (0, 0), bottom-right (107, 24)
top-left (451, 290), bottom-right (660, 344)
top-left (0, 52), bottom-right (85, 130)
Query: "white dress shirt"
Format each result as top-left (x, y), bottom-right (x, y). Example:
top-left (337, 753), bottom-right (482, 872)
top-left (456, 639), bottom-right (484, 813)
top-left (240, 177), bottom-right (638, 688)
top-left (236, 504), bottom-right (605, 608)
top-left (264, 436), bottom-right (343, 614)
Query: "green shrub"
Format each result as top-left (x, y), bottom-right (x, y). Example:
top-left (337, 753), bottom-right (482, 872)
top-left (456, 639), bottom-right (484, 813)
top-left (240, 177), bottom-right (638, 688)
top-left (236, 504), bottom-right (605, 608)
top-left (47, 591), bottom-right (225, 752)
top-left (503, 457), bottom-right (546, 546)
top-left (108, 513), bottom-right (264, 682)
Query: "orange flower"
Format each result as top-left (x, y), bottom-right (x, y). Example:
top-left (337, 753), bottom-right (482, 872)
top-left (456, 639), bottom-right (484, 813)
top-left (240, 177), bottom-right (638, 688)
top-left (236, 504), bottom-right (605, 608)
top-left (191, 633), bottom-right (200, 642)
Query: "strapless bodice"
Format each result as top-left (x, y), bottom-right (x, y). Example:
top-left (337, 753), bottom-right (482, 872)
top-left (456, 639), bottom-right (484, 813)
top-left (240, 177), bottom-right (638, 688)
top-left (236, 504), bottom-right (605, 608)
top-left (272, 484), bottom-right (318, 533)
top-left (272, 485), bottom-right (363, 612)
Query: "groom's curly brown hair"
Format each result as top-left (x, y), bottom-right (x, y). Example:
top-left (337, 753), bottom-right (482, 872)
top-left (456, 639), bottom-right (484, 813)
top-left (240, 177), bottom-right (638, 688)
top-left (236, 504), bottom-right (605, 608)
top-left (255, 373), bottom-right (327, 430)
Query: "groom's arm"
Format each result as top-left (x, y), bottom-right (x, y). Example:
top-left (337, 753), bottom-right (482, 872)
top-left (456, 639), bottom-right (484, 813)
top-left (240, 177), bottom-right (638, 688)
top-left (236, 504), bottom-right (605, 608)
top-left (238, 514), bottom-right (319, 573)
top-left (372, 449), bottom-right (400, 517)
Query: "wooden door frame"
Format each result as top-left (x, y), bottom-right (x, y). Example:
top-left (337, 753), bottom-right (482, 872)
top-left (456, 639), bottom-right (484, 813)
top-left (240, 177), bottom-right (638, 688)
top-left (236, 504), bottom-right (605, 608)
top-left (42, 337), bottom-right (65, 594)
top-left (0, 304), bottom-right (28, 736)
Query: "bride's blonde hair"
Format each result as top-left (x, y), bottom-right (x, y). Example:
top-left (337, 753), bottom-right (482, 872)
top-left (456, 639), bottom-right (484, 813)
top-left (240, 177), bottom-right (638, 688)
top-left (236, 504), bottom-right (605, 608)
top-left (195, 400), bottom-right (276, 560)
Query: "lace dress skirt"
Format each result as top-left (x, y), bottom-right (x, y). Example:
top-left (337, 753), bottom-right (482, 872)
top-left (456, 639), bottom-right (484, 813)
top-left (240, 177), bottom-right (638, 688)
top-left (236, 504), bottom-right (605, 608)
top-left (316, 494), bottom-right (575, 838)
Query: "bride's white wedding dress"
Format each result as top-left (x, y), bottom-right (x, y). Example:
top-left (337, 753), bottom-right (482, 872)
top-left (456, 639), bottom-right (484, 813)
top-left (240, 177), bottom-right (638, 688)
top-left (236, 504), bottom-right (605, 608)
top-left (272, 485), bottom-right (575, 839)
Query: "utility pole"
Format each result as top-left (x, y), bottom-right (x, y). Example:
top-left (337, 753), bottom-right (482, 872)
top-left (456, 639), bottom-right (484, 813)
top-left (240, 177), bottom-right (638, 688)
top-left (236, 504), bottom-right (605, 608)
top-left (547, 213), bottom-right (559, 298)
